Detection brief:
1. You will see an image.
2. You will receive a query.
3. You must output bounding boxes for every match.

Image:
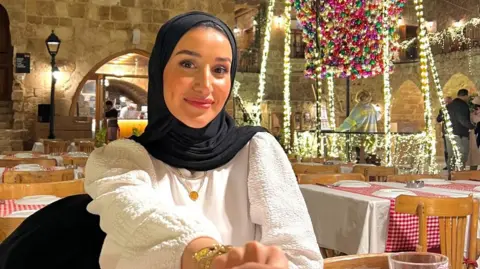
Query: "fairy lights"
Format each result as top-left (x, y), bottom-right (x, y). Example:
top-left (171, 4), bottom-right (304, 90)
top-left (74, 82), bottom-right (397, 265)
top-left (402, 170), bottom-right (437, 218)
top-left (326, 75), bottom-right (339, 157)
top-left (414, 0), bottom-right (437, 174)
top-left (283, 0), bottom-right (293, 152)
top-left (252, 0), bottom-right (276, 125)
top-left (381, 0), bottom-right (393, 166)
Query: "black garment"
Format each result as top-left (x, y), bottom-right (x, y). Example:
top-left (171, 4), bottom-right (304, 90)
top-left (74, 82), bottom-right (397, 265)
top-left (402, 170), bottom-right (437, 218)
top-left (130, 11), bottom-right (265, 171)
top-left (0, 195), bottom-right (105, 269)
top-left (105, 108), bottom-right (119, 127)
top-left (437, 109), bottom-right (449, 164)
top-left (447, 98), bottom-right (475, 137)
top-left (105, 108), bottom-right (118, 118)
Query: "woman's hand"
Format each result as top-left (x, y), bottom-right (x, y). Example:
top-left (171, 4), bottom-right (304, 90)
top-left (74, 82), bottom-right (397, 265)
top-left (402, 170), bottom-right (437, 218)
top-left (212, 241), bottom-right (288, 269)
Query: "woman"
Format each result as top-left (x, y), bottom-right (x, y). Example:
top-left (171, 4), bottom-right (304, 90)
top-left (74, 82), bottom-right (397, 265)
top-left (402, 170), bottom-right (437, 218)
top-left (337, 90), bottom-right (381, 133)
top-left (85, 11), bottom-right (322, 269)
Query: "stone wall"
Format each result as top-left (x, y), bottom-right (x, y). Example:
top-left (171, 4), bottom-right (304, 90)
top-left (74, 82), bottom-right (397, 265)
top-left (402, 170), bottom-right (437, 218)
top-left (0, 0), bottom-right (235, 140)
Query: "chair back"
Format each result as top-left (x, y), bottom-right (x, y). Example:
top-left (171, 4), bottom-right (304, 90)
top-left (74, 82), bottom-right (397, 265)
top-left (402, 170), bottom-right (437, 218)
top-left (387, 174), bottom-right (443, 183)
top-left (292, 163), bottom-right (341, 174)
top-left (43, 140), bottom-right (68, 154)
top-left (0, 181), bottom-right (85, 241)
top-left (3, 169), bottom-right (75, 183)
top-left (324, 253), bottom-right (390, 269)
top-left (0, 158), bottom-right (57, 168)
top-left (0, 179), bottom-right (84, 199)
top-left (297, 173), bottom-right (366, 184)
top-left (451, 170), bottom-right (480, 181)
top-left (395, 195), bottom-right (478, 269)
top-left (353, 165), bottom-right (397, 182)
top-left (63, 156), bottom-right (88, 167)
top-left (78, 141), bottom-right (95, 154)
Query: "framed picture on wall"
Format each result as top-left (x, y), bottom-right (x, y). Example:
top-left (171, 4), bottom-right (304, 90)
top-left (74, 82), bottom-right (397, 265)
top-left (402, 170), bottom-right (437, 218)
top-left (294, 112), bottom-right (302, 130)
top-left (302, 112), bottom-right (312, 130)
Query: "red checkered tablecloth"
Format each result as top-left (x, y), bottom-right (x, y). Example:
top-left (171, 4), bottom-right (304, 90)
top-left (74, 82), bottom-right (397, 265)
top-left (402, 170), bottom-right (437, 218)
top-left (333, 184), bottom-right (443, 252)
top-left (424, 182), bottom-right (480, 192)
top-left (0, 199), bottom-right (45, 217)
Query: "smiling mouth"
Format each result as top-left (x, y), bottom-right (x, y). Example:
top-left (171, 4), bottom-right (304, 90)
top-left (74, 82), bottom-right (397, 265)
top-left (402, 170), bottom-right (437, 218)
top-left (184, 98), bottom-right (214, 109)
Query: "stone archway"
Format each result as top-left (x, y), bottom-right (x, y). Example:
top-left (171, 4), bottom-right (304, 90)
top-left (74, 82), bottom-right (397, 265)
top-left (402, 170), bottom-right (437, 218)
top-left (391, 80), bottom-right (424, 132)
top-left (443, 73), bottom-right (477, 98)
top-left (68, 48), bottom-right (150, 115)
top-left (0, 4), bottom-right (13, 101)
top-left (106, 79), bottom-right (147, 106)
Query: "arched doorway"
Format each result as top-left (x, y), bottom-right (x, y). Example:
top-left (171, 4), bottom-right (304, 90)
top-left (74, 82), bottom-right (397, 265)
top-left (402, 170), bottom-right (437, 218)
top-left (70, 49), bottom-right (150, 131)
top-left (0, 5), bottom-right (13, 101)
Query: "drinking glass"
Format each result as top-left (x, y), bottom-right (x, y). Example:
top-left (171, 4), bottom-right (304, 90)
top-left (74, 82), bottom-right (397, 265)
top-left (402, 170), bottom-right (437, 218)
top-left (31, 142), bottom-right (45, 154)
top-left (389, 252), bottom-right (449, 269)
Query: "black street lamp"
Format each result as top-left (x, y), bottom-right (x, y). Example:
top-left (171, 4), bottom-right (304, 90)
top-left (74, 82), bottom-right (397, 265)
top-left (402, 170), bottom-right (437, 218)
top-left (45, 30), bottom-right (61, 139)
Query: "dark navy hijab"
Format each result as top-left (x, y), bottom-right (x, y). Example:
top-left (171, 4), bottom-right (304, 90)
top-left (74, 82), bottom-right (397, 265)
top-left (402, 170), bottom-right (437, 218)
top-left (131, 11), bottom-right (265, 171)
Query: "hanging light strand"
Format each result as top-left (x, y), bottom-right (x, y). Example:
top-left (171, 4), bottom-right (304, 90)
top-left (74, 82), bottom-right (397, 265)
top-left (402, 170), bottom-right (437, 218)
top-left (283, 0), bottom-right (292, 152)
top-left (382, 0), bottom-right (393, 166)
top-left (414, 0), bottom-right (437, 174)
top-left (252, 0), bottom-right (276, 125)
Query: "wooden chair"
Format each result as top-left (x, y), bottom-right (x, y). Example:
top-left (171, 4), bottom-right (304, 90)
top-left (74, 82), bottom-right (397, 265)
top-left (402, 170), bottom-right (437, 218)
top-left (73, 138), bottom-right (94, 144)
top-left (0, 179), bottom-right (85, 199)
top-left (63, 156), bottom-right (88, 167)
top-left (0, 158), bottom-right (57, 168)
top-left (78, 141), bottom-right (95, 153)
top-left (297, 173), bottom-right (366, 184)
top-left (2, 151), bottom-right (33, 155)
top-left (395, 195), bottom-right (478, 269)
top-left (387, 174), bottom-right (444, 183)
top-left (3, 169), bottom-right (75, 183)
top-left (451, 170), bottom-right (480, 181)
top-left (0, 180), bottom-right (85, 241)
top-left (324, 253), bottom-right (390, 269)
top-left (43, 140), bottom-right (68, 155)
top-left (352, 165), bottom-right (397, 182)
top-left (292, 163), bottom-right (341, 174)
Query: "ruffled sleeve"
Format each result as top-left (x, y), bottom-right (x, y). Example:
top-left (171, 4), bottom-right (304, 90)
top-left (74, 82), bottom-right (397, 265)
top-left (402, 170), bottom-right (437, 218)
top-left (84, 139), bottom-right (222, 269)
top-left (247, 132), bottom-right (324, 269)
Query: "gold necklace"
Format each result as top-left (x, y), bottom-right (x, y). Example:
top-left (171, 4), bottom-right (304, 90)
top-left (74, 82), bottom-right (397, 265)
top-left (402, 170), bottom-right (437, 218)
top-left (175, 169), bottom-right (207, 201)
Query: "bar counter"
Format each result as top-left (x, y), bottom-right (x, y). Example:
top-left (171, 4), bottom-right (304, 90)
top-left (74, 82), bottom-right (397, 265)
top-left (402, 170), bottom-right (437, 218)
top-left (117, 119), bottom-right (148, 138)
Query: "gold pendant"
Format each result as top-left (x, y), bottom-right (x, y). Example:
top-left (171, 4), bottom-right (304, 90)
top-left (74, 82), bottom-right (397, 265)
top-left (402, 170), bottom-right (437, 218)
top-left (189, 191), bottom-right (199, 201)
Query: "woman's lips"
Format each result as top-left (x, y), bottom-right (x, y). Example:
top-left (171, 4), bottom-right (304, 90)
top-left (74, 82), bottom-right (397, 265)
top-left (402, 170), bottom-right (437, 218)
top-left (184, 98), bottom-right (213, 109)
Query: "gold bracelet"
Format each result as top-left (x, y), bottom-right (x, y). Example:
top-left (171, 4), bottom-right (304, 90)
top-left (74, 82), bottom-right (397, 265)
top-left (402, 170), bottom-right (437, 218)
top-left (193, 244), bottom-right (233, 269)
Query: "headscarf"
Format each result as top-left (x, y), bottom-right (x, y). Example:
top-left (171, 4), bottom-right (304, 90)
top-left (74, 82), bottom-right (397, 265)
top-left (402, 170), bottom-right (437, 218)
top-left (131, 11), bottom-right (265, 171)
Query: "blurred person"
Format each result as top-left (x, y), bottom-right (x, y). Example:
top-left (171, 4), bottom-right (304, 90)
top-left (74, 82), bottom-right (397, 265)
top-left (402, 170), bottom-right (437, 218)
top-left (436, 96), bottom-right (453, 170)
top-left (446, 89), bottom-right (475, 170)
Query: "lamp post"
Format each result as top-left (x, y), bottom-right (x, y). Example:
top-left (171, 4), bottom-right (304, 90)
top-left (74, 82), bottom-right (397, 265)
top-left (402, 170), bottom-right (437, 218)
top-left (45, 30), bottom-right (61, 139)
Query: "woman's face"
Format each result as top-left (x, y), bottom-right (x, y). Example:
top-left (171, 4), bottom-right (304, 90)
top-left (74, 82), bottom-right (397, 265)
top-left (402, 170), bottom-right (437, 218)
top-left (163, 26), bottom-right (233, 128)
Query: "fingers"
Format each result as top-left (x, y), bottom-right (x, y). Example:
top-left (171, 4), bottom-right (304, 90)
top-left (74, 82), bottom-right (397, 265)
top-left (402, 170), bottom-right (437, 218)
top-left (243, 242), bottom-right (267, 264)
top-left (231, 262), bottom-right (283, 269)
top-left (225, 247), bottom-right (245, 268)
top-left (264, 246), bottom-right (289, 268)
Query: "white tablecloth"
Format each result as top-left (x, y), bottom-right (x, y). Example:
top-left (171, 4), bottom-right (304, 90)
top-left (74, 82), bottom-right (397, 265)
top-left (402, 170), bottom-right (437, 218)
top-left (301, 181), bottom-right (480, 255)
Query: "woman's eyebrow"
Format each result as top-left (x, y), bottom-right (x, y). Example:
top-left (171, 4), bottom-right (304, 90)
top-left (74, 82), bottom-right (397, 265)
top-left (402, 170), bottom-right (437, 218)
top-left (175, 50), bottom-right (231, 63)
top-left (175, 50), bottom-right (201, 57)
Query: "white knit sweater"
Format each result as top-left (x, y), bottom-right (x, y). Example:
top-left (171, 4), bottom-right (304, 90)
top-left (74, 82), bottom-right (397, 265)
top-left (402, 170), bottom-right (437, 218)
top-left (85, 132), bottom-right (323, 269)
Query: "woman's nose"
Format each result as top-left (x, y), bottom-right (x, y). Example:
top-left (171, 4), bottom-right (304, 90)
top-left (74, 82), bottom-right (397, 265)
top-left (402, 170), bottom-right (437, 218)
top-left (193, 67), bottom-right (213, 94)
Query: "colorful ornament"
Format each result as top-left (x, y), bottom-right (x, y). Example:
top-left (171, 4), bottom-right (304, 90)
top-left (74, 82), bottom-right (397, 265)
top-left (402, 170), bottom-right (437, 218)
top-left (293, 0), bottom-right (406, 80)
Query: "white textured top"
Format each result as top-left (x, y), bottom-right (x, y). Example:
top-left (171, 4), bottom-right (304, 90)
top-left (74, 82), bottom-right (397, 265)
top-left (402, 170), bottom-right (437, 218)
top-left (85, 132), bottom-right (323, 269)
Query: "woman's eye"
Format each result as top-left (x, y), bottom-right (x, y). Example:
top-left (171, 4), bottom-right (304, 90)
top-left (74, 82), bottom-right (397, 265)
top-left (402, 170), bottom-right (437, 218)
top-left (180, 61), bottom-right (195, 69)
top-left (214, 66), bottom-right (228, 74)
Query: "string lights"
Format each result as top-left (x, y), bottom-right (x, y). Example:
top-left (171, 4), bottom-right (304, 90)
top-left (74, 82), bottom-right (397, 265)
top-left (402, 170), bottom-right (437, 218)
top-left (327, 75), bottom-right (339, 157)
top-left (252, 0), bottom-right (276, 125)
top-left (382, 0), bottom-right (393, 166)
top-left (414, 0), bottom-right (437, 174)
top-left (397, 18), bottom-right (480, 50)
top-left (283, 0), bottom-right (292, 152)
